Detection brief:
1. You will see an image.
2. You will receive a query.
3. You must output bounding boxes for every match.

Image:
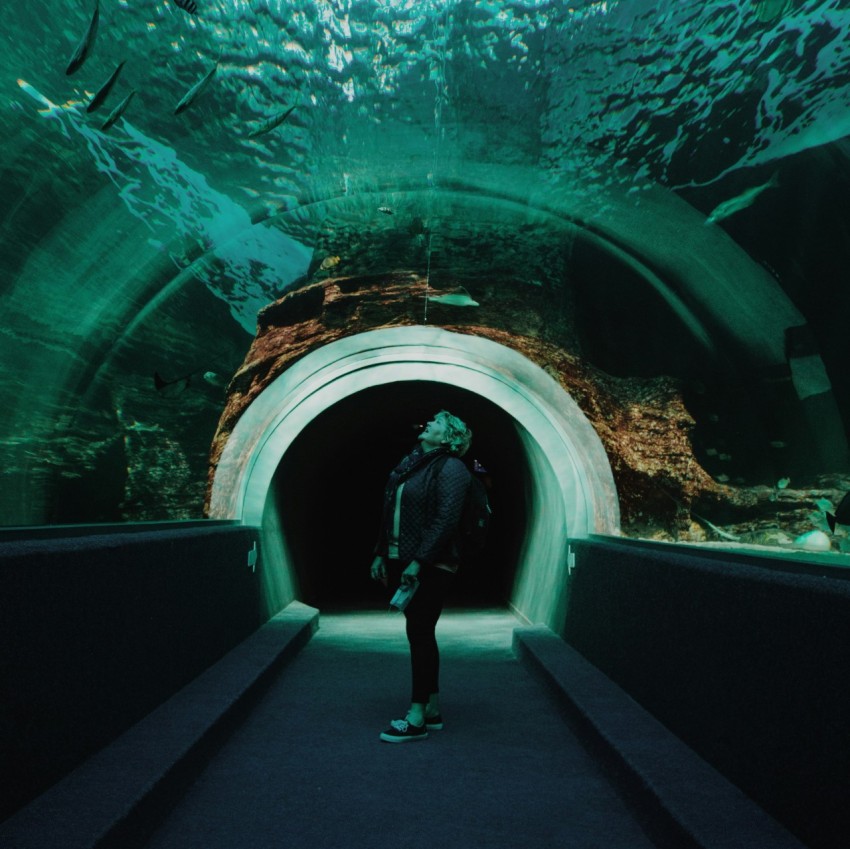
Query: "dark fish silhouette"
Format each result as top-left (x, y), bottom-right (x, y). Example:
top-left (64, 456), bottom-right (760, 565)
top-left (173, 0), bottom-right (198, 13)
top-left (705, 173), bottom-right (779, 225)
top-left (154, 370), bottom-right (193, 396)
top-left (86, 61), bottom-right (126, 113)
top-left (247, 103), bottom-right (297, 138)
top-left (826, 492), bottom-right (850, 533)
top-left (66, 0), bottom-right (100, 76)
top-left (174, 62), bottom-right (217, 114)
top-left (155, 368), bottom-right (225, 394)
top-left (100, 90), bottom-right (135, 131)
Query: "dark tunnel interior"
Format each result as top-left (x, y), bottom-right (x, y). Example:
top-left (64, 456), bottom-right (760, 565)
top-left (271, 381), bottom-right (530, 610)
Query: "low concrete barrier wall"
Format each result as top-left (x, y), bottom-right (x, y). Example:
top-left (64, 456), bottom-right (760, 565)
top-left (0, 601), bottom-right (318, 849)
top-left (0, 522), bottom-right (274, 823)
top-left (562, 537), bottom-right (850, 849)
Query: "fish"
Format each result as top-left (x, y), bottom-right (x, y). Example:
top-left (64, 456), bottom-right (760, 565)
top-left (174, 61), bottom-right (218, 115)
top-left (705, 173), bottom-right (779, 225)
top-left (377, 206), bottom-right (394, 215)
top-left (173, 0), bottom-right (198, 13)
top-left (320, 255), bottom-right (341, 270)
top-left (66, 0), bottom-right (100, 76)
top-left (826, 492), bottom-right (850, 533)
top-left (693, 513), bottom-right (740, 542)
top-left (664, 491), bottom-right (739, 542)
top-left (203, 371), bottom-right (225, 388)
top-left (428, 289), bottom-right (479, 307)
top-left (86, 61), bottom-right (126, 113)
top-left (247, 103), bottom-right (297, 138)
top-left (100, 90), bottom-right (135, 131)
top-left (153, 370), bottom-right (193, 396)
top-left (776, 477), bottom-right (790, 490)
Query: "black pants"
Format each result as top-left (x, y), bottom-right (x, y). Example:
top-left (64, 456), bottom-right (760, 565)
top-left (388, 561), bottom-right (455, 704)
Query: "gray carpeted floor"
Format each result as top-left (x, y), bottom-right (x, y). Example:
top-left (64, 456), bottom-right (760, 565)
top-left (143, 608), bottom-right (657, 849)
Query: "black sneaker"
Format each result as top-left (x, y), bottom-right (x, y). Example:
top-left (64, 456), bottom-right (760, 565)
top-left (425, 713), bottom-right (443, 730)
top-left (380, 718), bottom-right (428, 743)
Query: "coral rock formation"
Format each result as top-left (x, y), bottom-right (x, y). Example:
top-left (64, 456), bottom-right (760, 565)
top-left (208, 272), bottom-right (730, 537)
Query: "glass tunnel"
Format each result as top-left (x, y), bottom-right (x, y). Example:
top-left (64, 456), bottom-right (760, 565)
top-left (4, 0), bottom-right (850, 597)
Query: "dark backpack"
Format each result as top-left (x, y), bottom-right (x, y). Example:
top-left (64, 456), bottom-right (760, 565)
top-left (434, 455), bottom-right (492, 563)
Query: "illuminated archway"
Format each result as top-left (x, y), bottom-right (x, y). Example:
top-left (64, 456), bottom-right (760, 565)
top-left (210, 327), bottom-right (619, 624)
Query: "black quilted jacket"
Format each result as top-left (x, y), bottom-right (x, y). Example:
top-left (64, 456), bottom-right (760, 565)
top-left (375, 446), bottom-right (471, 566)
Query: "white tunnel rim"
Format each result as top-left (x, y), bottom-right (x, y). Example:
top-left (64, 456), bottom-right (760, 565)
top-left (209, 327), bottom-right (620, 538)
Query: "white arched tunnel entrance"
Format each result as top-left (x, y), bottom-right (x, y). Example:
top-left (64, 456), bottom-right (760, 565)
top-left (209, 327), bottom-right (620, 627)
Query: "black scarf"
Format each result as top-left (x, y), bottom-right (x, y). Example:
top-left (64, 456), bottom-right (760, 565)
top-left (383, 445), bottom-right (449, 503)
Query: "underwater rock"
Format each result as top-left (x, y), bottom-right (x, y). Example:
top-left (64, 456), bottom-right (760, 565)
top-left (792, 529), bottom-right (832, 551)
top-left (208, 273), bottom-right (848, 548)
top-left (207, 271), bottom-right (723, 530)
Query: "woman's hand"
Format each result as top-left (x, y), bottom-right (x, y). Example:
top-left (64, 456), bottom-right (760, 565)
top-left (401, 560), bottom-right (421, 586)
top-left (370, 555), bottom-right (387, 585)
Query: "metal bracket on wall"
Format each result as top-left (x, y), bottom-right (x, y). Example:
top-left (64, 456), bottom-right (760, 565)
top-left (247, 541), bottom-right (258, 573)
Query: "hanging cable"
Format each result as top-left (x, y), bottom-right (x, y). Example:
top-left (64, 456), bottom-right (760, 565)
top-left (424, 230), bottom-right (434, 323)
top-left (423, 1), bottom-right (452, 324)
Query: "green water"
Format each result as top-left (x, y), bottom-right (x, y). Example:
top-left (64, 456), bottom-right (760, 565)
top-left (1, 0), bottom-right (849, 545)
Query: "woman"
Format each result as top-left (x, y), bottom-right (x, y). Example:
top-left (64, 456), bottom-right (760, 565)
top-left (370, 410), bottom-right (473, 743)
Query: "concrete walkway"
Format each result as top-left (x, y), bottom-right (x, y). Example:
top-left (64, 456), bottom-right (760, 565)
top-left (141, 608), bottom-right (658, 849)
top-left (0, 603), bottom-right (805, 849)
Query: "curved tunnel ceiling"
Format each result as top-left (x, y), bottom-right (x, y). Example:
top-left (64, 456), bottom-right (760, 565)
top-left (2, 0), bottom-right (850, 530)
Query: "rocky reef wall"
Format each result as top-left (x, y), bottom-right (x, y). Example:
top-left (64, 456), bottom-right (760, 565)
top-left (209, 271), bottom-right (736, 538)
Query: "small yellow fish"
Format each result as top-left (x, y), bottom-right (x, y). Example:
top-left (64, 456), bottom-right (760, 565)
top-left (320, 255), bottom-right (341, 270)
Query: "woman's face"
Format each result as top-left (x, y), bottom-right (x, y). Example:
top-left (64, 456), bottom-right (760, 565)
top-left (419, 415), bottom-right (448, 451)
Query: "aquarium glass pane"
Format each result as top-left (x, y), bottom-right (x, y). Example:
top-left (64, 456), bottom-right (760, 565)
top-left (1, 0), bottom-right (849, 555)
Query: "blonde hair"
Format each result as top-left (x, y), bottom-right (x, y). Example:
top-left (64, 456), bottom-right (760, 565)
top-left (435, 410), bottom-right (472, 457)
